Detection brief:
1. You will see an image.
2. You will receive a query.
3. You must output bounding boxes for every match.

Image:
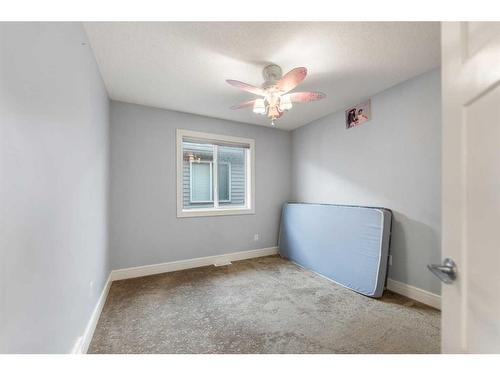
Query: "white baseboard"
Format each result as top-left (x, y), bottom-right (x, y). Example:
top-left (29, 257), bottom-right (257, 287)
top-left (72, 275), bottom-right (112, 354)
top-left (386, 278), bottom-right (441, 310)
top-left (71, 336), bottom-right (83, 354)
top-left (110, 247), bottom-right (279, 281)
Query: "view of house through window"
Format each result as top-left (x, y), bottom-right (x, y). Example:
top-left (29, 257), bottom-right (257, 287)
top-left (185, 142), bottom-right (214, 209)
top-left (218, 146), bottom-right (245, 207)
top-left (178, 130), bottom-right (254, 217)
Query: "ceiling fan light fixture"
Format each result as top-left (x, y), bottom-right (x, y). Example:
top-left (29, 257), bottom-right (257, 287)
top-left (228, 65), bottom-right (326, 127)
top-left (252, 98), bottom-right (266, 115)
top-left (268, 106), bottom-right (280, 118)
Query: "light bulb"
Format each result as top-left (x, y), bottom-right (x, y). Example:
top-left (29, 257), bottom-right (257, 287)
top-left (253, 98), bottom-right (266, 115)
top-left (279, 95), bottom-right (293, 111)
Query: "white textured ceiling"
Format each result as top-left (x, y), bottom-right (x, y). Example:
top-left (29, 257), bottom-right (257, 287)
top-left (84, 22), bottom-right (440, 130)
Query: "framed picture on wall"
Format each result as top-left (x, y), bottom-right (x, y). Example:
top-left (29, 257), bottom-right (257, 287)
top-left (345, 100), bottom-right (371, 129)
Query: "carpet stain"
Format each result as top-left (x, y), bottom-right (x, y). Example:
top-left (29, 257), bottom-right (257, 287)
top-left (89, 255), bottom-right (440, 354)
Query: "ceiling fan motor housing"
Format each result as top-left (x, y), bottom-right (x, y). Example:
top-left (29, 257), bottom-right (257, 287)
top-left (262, 64), bottom-right (282, 88)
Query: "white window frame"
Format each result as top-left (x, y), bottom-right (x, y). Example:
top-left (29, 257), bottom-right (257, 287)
top-left (177, 129), bottom-right (255, 218)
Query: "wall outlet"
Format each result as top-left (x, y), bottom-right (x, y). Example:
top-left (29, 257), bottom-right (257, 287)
top-left (254, 233), bottom-right (259, 241)
top-left (388, 255), bottom-right (393, 266)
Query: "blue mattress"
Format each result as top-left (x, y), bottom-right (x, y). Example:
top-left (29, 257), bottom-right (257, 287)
top-left (279, 203), bottom-right (392, 297)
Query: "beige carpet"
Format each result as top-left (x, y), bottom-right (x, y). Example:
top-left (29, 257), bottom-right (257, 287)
top-left (89, 255), bottom-right (440, 354)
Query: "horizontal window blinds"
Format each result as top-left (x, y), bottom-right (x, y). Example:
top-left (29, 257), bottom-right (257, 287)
top-left (182, 137), bottom-right (250, 149)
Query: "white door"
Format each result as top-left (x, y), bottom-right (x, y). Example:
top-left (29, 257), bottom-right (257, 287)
top-left (440, 22), bottom-right (500, 353)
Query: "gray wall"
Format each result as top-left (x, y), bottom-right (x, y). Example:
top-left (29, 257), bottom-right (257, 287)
top-left (291, 69), bottom-right (441, 295)
top-left (109, 101), bottom-right (292, 269)
top-left (0, 23), bottom-right (110, 353)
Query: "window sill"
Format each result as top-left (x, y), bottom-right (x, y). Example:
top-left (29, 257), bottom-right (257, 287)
top-left (177, 207), bottom-right (255, 218)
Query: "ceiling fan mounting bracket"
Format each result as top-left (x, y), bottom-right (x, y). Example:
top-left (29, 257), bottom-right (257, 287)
top-left (262, 64), bottom-right (282, 87)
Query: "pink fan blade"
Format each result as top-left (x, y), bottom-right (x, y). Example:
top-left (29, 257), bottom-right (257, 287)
top-left (275, 67), bottom-right (307, 93)
top-left (284, 91), bottom-right (326, 102)
top-left (230, 99), bottom-right (257, 110)
top-left (226, 80), bottom-right (264, 96)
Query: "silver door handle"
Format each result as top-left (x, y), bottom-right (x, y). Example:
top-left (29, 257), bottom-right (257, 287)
top-left (427, 258), bottom-right (457, 284)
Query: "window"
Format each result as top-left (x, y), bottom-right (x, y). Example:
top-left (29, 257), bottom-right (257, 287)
top-left (177, 129), bottom-right (255, 217)
top-left (217, 162), bottom-right (231, 202)
top-left (189, 161), bottom-right (230, 203)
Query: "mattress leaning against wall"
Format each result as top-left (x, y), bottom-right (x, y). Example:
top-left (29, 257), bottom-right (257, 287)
top-left (278, 203), bottom-right (392, 298)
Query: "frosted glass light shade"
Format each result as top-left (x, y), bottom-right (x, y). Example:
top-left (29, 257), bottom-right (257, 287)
top-left (279, 95), bottom-right (292, 111)
top-left (253, 98), bottom-right (266, 114)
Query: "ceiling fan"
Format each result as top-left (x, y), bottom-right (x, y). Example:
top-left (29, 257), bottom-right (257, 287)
top-left (227, 64), bottom-right (326, 127)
